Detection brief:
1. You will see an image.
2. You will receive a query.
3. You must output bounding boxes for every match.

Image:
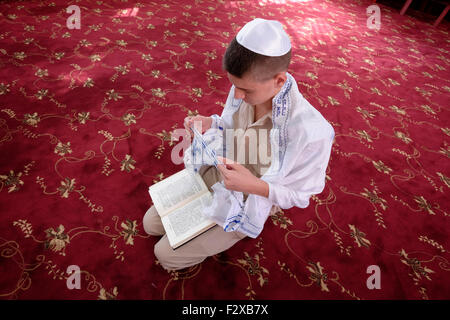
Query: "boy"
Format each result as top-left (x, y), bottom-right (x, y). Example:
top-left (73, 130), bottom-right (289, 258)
top-left (143, 18), bottom-right (335, 271)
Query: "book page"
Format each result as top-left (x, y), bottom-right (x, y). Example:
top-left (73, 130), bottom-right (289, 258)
top-left (149, 169), bottom-right (207, 216)
top-left (161, 192), bottom-right (215, 248)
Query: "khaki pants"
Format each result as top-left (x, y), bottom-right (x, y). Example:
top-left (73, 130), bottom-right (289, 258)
top-left (142, 205), bottom-right (247, 271)
top-left (143, 165), bottom-right (247, 271)
top-left (143, 165), bottom-right (280, 271)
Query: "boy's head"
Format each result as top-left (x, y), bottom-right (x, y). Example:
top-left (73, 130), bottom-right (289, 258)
top-left (222, 18), bottom-right (291, 106)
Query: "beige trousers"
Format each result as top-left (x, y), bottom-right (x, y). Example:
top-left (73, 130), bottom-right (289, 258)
top-left (142, 204), bottom-right (247, 271)
top-left (143, 165), bottom-right (249, 271)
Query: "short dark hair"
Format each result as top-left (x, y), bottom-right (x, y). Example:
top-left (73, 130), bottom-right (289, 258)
top-left (222, 37), bottom-right (291, 82)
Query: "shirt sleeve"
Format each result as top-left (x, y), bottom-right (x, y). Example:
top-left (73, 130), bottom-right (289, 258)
top-left (267, 137), bottom-right (333, 210)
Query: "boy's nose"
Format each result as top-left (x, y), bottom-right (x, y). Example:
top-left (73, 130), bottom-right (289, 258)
top-left (234, 88), bottom-right (245, 100)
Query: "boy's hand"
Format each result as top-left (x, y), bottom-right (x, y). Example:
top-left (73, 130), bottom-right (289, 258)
top-left (216, 156), bottom-right (269, 198)
top-left (183, 115), bottom-right (213, 142)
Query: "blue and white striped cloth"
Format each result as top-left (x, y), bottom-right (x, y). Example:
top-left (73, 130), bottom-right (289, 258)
top-left (188, 125), bottom-right (245, 228)
top-left (190, 126), bottom-right (222, 170)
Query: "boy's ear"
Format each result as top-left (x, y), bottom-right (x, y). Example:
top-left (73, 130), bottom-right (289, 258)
top-left (275, 71), bottom-right (287, 87)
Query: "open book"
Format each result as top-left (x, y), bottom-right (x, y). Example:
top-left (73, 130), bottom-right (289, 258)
top-left (148, 169), bottom-right (216, 249)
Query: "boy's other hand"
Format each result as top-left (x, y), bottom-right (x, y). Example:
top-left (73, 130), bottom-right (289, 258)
top-left (183, 115), bottom-right (213, 142)
top-left (216, 156), bottom-right (269, 198)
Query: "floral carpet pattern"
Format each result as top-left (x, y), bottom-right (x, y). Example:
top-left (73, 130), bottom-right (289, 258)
top-left (0, 0), bottom-right (449, 299)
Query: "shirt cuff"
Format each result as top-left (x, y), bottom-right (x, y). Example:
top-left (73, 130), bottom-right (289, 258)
top-left (267, 182), bottom-right (278, 204)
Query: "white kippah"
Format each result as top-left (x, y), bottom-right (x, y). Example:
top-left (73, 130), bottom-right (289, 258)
top-left (236, 18), bottom-right (291, 57)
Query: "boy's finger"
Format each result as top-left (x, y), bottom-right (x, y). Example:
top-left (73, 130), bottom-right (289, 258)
top-left (217, 156), bottom-right (236, 167)
top-left (183, 125), bottom-right (191, 136)
top-left (216, 165), bottom-right (224, 179)
top-left (216, 164), bottom-right (228, 175)
top-left (184, 116), bottom-right (193, 126)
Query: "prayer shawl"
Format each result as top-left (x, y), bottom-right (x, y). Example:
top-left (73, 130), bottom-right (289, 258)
top-left (184, 72), bottom-right (335, 238)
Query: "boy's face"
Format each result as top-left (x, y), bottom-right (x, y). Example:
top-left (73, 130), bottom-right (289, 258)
top-left (227, 71), bottom-right (286, 107)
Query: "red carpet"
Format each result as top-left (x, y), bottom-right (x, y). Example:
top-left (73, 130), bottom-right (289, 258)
top-left (0, 0), bottom-right (449, 299)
